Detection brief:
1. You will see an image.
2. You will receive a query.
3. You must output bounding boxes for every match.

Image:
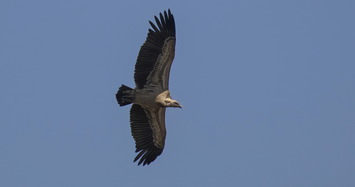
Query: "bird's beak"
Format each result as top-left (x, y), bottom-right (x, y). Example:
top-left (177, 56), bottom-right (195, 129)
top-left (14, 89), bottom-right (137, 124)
top-left (179, 104), bottom-right (182, 109)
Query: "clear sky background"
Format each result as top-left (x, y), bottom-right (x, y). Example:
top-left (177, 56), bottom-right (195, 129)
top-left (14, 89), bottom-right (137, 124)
top-left (1, 1), bottom-right (354, 186)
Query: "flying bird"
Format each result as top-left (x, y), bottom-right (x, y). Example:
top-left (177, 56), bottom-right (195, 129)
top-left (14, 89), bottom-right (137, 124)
top-left (116, 9), bottom-right (181, 166)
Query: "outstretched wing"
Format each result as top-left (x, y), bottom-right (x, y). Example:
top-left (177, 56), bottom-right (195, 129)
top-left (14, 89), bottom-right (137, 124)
top-left (134, 9), bottom-right (176, 90)
top-left (130, 104), bottom-right (167, 166)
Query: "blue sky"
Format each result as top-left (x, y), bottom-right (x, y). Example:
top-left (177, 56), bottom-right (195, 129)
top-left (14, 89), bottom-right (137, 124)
top-left (1, 0), bottom-right (354, 186)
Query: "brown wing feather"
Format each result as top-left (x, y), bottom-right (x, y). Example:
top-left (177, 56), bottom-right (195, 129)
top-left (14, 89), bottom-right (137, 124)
top-left (134, 9), bottom-right (176, 89)
top-left (130, 104), bottom-right (166, 166)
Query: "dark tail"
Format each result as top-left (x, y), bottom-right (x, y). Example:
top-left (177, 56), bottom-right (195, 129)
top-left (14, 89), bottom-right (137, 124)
top-left (116, 84), bottom-right (134, 106)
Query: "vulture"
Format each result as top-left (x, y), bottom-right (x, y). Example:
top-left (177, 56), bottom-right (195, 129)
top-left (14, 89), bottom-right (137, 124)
top-left (116, 9), bottom-right (181, 166)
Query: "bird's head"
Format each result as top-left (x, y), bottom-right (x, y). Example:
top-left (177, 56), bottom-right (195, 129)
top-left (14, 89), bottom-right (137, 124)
top-left (165, 99), bottom-right (182, 108)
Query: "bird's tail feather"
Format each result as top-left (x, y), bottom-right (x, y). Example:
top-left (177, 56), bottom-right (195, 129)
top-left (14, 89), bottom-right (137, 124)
top-left (116, 84), bottom-right (134, 106)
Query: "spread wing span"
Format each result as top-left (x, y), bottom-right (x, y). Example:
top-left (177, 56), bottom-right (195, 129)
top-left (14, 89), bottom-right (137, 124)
top-left (116, 9), bottom-right (180, 166)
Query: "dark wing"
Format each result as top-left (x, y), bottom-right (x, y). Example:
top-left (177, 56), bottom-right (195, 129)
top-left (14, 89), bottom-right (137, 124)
top-left (134, 9), bottom-right (176, 89)
top-left (130, 104), bottom-right (167, 166)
